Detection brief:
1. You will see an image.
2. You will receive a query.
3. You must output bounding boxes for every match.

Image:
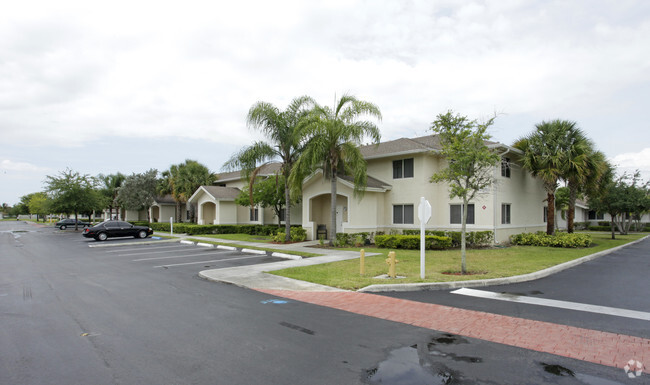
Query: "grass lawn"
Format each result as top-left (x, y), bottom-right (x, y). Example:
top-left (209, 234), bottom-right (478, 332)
top-left (271, 232), bottom-right (647, 290)
top-left (199, 233), bottom-right (273, 243)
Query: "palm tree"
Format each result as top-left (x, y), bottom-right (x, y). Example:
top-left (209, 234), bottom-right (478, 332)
top-left (179, 160), bottom-right (216, 222)
top-left (291, 94), bottom-right (382, 245)
top-left (159, 160), bottom-right (216, 223)
top-left (514, 120), bottom-right (570, 235)
top-left (224, 96), bottom-right (314, 242)
top-left (158, 164), bottom-right (183, 222)
top-left (99, 173), bottom-right (126, 220)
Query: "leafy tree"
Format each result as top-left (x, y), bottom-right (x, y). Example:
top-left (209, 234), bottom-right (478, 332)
top-left (234, 174), bottom-right (299, 227)
top-left (98, 173), bottom-right (126, 220)
top-left (45, 169), bottom-right (102, 230)
top-left (429, 111), bottom-right (500, 274)
top-left (291, 94), bottom-right (381, 245)
top-left (588, 168), bottom-right (649, 238)
top-left (1, 203), bottom-right (11, 214)
top-left (17, 193), bottom-right (35, 218)
top-left (117, 169), bottom-right (158, 222)
top-left (159, 160), bottom-right (216, 222)
top-left (28, 192), bottom-right (51, 222)
top-left (224, 96), bottom-right (314, 242)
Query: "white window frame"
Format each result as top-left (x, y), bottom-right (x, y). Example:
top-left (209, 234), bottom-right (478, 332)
top-left (501, 203), bottom-right (511, 224)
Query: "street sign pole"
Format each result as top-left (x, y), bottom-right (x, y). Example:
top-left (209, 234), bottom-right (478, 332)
top-left (418, 197), bottom-right (432, 279)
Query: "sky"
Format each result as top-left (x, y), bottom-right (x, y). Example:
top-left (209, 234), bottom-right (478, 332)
top-left (1, 0), bottom-right (649, 205)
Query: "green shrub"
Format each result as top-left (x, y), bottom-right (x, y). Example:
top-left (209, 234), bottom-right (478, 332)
top-left (588, 225), bottom-right (612, 232)
top-left (425, 235), bottom-right (453, 249)
top-left (374, 234), bottom-right (452, 250)
top-left (336, 233), bottom-right (351, 246)
top-left (273, 231), bottom-right (286, 243)
top-left (290, 227), bottom-right (307, 242)
top-left (510, 232), bottom-right (592, 248)
top-left (399, 230), bottom-right (491, 247)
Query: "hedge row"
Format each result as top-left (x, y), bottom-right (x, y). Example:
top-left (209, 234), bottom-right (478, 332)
top-left (510, 232), bottom-right (592, 248)
top-left (334, 232), bottom-right (372, 247)
top-left (401, 230), bottom-right (493, 247)
top-left (129, 222), bottom-right (296, 236)
top-left (374, 234), bottom-right (453, 250)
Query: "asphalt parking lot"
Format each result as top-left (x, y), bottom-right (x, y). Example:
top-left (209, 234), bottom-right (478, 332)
top-left (56, 228), bottom-right (287, 274)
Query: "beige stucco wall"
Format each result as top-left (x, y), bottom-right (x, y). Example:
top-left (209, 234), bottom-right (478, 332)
top-left (218, 201), bottom-right (237, 224)
top-left (301, 152), bottom-right (549, 243)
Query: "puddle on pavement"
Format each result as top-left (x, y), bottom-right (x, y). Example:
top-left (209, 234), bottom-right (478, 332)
top-left (540, 363), bottom-right (625, 385)
top-left (500, 290), bottom-right (544, 297)
top-left (364, 333), bottom-right (480, 384)
top-left (542, 363), bottom-right (575, 376)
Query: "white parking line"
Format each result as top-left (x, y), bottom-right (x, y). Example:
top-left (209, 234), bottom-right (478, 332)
top-left (133, 252), bottom-right (227, 262)
top-left (120, 248), bottom-right (208, 257)
top-left (451, 288), bottom-right (650, 321)
top-left (104, 245), bottom-right (189, 253)
top-left (154, 255), bottom-right (264, 268)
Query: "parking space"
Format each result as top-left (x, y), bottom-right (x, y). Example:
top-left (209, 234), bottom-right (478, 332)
top-left (87, 239), bottom-right (286, 273)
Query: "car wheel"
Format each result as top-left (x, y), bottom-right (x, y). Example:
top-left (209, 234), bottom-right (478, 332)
top-left (60, 225), bottom-right (67, 230)
top-left (137, 230), bottom-right (148, 239)
top-left (97, 232), bottom-right (108, 241)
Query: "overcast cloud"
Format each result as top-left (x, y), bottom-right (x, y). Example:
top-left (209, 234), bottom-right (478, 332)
top-left (1, 0), bottom-right (649, 204)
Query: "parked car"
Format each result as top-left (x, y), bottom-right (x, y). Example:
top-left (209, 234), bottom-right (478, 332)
top-left (55, 218), bottom-right (91, 230)
top-left (83, 221), bottom-right (154, 241)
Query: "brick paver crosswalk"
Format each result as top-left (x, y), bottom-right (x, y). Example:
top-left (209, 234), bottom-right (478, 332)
top-left (259, 289), bottom-right (649, 373)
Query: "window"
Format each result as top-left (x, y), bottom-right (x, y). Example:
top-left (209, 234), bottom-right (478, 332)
top-left (450, 204), bottom-right (475, 224)
top-left (543, 206), bottom-right (548, 223)
top-left (392, 158), bottom-right (414, 179)
top-left (588, 210), bottom-right (604, 220)
top-left (393, 204), bottom-right (414, 224)
top-left (501, 203), bottom-right (511, 224)
top-left (279, 208), bottom-right (286, 222)
top-left (249, 207), bottom-right (258, 221)
top-left (501, 157), bottom-right (511, 178)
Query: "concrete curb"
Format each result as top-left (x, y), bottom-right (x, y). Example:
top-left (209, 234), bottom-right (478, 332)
top-left (196, 242), bottom-right (214, 248)
top-left (271, 252), bottom-right (302, 260)
top-left (358, 235), bottom-right (649, 292)
top-left (217, 245), bottom-right (237, 251)
top-left (180, 240), bottom-right (195, 245)
top-left (241, 248), bottom-right (267, 255)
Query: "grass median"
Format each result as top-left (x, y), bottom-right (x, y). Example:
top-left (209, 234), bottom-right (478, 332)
top-left (270, 233), bottom-right (646, 290)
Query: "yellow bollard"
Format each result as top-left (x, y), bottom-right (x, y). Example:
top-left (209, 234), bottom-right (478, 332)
top-left (360, 249), bottom-right (365, 276)
top-left (386, 251), bottom-right (399, 278)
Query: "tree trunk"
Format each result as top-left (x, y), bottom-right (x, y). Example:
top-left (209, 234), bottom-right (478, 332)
top-left (567, 182), bottom-right (577, 233)
top-left (461, 198), bottom-right (468, 274)
top-left (330, 173), bottom-right (337, 246)
top-left (610, 216), bottom-right (616, 239)
top-left (546, 191), bottom-right (555, 235)
top-left (175, 201), bottom-right (181, 223)
top-left (74, 211), bottom-right (79, 231)
top-left (284, 184), bottom-right (291, 242)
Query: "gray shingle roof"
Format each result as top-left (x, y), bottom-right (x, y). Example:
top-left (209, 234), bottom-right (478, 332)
top-left (360, 134), bottom-right (500, 159)
top-left (337, 174), bottom-right (391, 190)
top-left (216, 162), bottom-right (282, 182)
top-left (153, 194), bottom-right (176, 204)
top-left (201, 186), bottom-right (241, 200)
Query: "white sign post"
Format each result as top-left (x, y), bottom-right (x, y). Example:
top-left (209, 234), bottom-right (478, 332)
top-left (417, 197), bottom-right (432, 279)
top-left (170, 216), bottom-right (174, 236)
